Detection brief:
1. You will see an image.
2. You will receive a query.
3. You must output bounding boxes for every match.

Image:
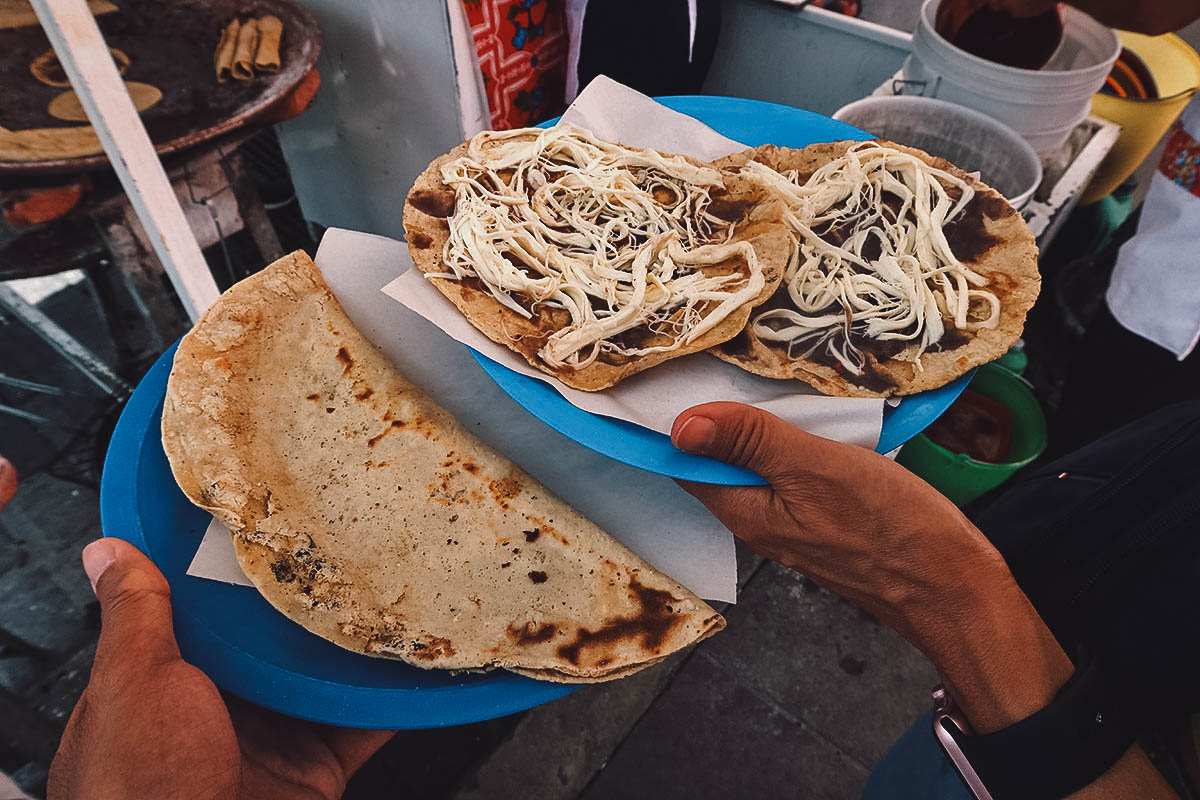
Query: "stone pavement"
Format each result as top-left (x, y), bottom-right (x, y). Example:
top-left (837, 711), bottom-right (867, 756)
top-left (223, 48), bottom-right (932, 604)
top-left (1, 274), bottom-right (115, 795)
top-left (0, 471), bottom-right (100, 794)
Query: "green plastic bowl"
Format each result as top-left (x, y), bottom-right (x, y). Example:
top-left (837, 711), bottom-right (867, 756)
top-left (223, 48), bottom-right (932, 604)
top-left (896, 363), bottom-right (1047, 506)
top-left (994, 345), bottom-right (1028, 375)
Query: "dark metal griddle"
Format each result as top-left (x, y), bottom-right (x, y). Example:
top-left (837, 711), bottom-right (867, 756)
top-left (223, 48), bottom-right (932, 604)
top-left (0, 0), bottom-right (320, 173)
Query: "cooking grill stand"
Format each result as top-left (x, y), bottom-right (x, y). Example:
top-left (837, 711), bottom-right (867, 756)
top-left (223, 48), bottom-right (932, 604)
top-left (1, 135), bottom-right (287, 425)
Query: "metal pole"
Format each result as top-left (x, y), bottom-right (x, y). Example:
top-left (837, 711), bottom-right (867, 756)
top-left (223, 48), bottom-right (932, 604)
top-left (0, 283), bottom-right (131, 399)
top-left (29, 0), bottom-right (220, 321)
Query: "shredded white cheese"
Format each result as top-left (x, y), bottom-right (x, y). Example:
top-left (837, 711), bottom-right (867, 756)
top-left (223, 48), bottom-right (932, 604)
top-left (434, 124), bottom-right (764, 370)
top-left (744, 143), bottom-right (1002, 377)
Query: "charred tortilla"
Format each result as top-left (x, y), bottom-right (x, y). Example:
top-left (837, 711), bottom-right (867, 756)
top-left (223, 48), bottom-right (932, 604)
top-left (161, 251), bottom-right (724, 682)
top-left (712, 141), bottom-right (1040, 398)
top-left (404, 126), bottom-right (790, 391)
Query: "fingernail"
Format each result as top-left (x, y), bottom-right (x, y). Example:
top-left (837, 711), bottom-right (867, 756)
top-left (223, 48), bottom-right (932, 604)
top-left (673, 415), bottom-right (716, 454)
top-left (82, 539), bottom-right (118, 593)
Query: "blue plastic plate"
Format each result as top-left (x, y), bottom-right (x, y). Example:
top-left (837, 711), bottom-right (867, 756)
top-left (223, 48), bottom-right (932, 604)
top-left (467, 96), bottom-right (970, 485)
top-left (101, 342), bottom-right (575, 729)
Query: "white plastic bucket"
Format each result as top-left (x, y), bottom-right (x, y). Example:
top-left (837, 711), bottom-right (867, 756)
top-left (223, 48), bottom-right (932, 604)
top-left (833, 95), bottom-right (1043, 210)
top-left (902, 0), bottom-right (1120, 154)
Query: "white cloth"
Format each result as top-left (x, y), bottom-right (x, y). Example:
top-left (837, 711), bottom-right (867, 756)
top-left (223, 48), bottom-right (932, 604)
top-left (1106, 96), bottom-right (1200, 360)
top-left (564, 0), bottom-right (588, 102)
top-left (446, 0), bottom-right (490, 138)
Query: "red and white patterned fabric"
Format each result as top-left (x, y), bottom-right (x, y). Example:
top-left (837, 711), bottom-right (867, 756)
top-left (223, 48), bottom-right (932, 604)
top-left (462, 0), bottom-right (568, 131)
top-left (1107, 95), bottom-right (1200, 359)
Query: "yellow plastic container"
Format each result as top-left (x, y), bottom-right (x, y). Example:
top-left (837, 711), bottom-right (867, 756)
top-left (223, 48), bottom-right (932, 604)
top-left (1082, 31), bottom-right (1200, 205)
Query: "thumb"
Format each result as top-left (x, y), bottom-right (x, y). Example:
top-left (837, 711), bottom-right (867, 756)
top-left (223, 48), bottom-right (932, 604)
top-left (671, 402), bottom-right (825, 484)
top-left (82, 538), bottom-right (181, 681)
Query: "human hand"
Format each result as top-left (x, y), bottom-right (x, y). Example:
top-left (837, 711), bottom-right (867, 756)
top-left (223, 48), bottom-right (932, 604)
top-left (671, 403), bottom-right (1074, 733)
top-left (671, 402), bottom-right (1003, 645)
top-left (48, 538), bottom-right (394, 800)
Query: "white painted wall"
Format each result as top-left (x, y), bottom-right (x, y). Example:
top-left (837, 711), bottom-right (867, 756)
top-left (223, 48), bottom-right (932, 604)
top-left (275, 0), bottom-right (467, 240)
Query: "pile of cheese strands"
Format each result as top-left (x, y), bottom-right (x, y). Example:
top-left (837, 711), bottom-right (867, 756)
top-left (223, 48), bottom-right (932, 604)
top-left (431, 125), bottom-right (765, 370)
top-left (411, 127), bottom-right (1038, 397)
top-left (743, 143), bottom-right (1002, 378)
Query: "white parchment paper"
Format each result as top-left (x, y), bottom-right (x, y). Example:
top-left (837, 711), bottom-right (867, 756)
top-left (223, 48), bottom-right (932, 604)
top-left (188, 228), bottom-right (739, 601)
top-left (381, 76), bottom-right (885, 446)
top-left (188, 518), bottom-right (252, 587)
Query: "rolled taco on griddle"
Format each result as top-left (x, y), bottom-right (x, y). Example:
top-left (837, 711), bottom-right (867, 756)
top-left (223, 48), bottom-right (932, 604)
top-left (231, 18), bottom-right (257, 80)
top-left (214, 18), bottom-right (239, 82)
top-left (711, 140), bottom-right (1040, 398)
top-left (254, 15), bottom-right (283, 73)
top-left (161, 251), bottom-right (724, 683)
top-left (403, 124), bottom-right (792, 391)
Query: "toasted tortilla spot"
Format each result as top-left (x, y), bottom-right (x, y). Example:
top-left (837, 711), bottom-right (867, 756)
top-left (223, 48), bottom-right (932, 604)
top-left (336, 346), bottom-right (353, 373)
top-left (405, 635), bottom-right (456, 661)
top-left (556, 579), bottom-right (684, 666)
top-left (488, 474), bottom-right (523, 506)
top-left (508, 621), bottom-right (559, 644)
top-left (270, 558), bottom-right (296, 583)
